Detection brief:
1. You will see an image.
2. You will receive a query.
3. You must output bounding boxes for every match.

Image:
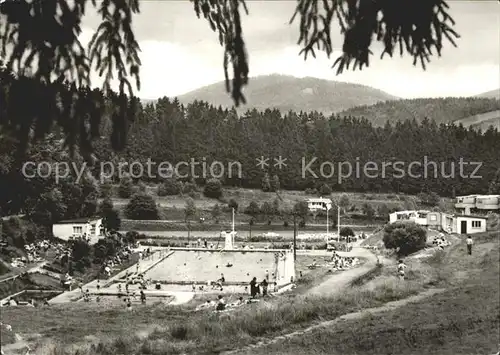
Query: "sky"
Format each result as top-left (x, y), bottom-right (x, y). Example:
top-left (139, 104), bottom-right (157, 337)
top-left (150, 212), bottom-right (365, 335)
top-left (80, 1), bottom-right (500, 99)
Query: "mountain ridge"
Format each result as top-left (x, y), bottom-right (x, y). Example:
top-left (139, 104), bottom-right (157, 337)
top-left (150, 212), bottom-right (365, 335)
top-left (175, 74), bottom-right (398, 114)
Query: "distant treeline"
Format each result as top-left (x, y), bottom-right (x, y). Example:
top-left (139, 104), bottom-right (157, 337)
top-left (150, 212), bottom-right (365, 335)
top-left (91, 98), bottom-right (500, 197)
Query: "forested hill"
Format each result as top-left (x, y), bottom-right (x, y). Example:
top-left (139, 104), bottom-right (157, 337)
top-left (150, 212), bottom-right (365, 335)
top-left (177, 74), bottom-right (398, 115)
top-left (338, 97), bottom-right (500, 127)
top-left (474, 89), bottom-right (500, 99)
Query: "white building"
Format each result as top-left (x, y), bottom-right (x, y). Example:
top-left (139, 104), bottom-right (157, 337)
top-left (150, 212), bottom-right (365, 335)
top-left (52, 217), bottom-right (104, 245)
top-left (455, 194), bottom-right (500, 215)
top-left (388, 210), bottom-right (487, 235)
top-left (454, 215), bottom-right (488, 234)
top-left (307, 197), bottom-right (332, 212)
top-left (389, 210), bottom-right (431, 225)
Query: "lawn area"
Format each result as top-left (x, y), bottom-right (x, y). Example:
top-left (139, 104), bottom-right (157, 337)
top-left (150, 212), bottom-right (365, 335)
top-left (0, 252), bottom-right (426, 354)
top-left (246, 235), bottom-right (500, 355)
top-left (3, 232), bottom-right (495, 355)
top-left (115, 187), bottom-right (424, 211)
top-left (111, 187), bottom-right (445, 218)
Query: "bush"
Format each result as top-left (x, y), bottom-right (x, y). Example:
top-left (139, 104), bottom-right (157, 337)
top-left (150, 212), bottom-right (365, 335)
top-left (305, 188), bottom-right (318, 195)
top-left (100, 182), bottom-right (113, 198)
top-left (340, 226), bottom-right (355, 237)
top-left (228, 199), bottom-right (238, 212)
top-left (118, 176), bottom-right (134, 198)
top-left (182, 182), bottom-right (197, 194)
top-left (136, 181), bottom-right (147, 192)
top-left (125, 193), bottom-right (160, 220)
top-left (157, 179), bottom-right (182, 196)
top-left (377, 204), bottom-right (391, 219)
top-left (418, 192), bottom-right (441, 206)
top-left (204, 178), bottom-right (223, 199)
top-left (383, 222), bottom-right (427, 257)
top-left (245, 201), bottom-right (260, 216)
top-left (319, 183), bottom-right (332, 196)
top-left (361, 203), bottom-right (376, 219)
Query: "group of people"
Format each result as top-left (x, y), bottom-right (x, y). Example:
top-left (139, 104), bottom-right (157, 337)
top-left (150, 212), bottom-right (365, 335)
top-left (432, 233), bottom-right (451, 250)
top-left (329, 252), bottom-right (358, 270)
top-left (249, 273), bottom-right (275, 298)
top-left (196, 294), bottom-right (262, 313)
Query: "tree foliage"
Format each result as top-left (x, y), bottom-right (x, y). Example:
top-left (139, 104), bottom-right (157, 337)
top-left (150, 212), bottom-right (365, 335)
top-left (124, 193), bottom-right (159, 220)
top-left (383, 222), bottom-right (427, 256)
top-left (99, 198), bottom-right (121, 232)
top-left (118, 175), bottom-right (134, 198)
top-left (0, 0), bottom-right (460, 157)
top-left (157, 178), bottom-right (182, 196)
top-left (244, 201), bottom-right (260, 217)
top-left (203, 178), bottom-right (223, 199)
top-left (488, 168), bottom-right (500, 195)
top-left (184, 198), bottom-right (197, 222)
top-left (339, 226), bottom-right (354, 237)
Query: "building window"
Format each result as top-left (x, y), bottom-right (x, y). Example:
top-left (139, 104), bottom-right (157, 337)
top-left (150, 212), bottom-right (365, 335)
top-left (90, 224), bottom-right (96, 235)
top-left (472, 221), bottom-right (482, 228)
top-left (73, 226), bottom-right (83, 234)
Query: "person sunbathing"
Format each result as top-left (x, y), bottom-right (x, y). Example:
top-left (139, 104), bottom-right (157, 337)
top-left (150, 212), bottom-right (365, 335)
top-left (195, 300), bottom-right (212, 311)
top-left (307, 260), bottom-right (318, 269)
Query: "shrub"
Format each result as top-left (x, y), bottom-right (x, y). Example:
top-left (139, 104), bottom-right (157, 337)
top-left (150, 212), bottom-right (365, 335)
top-left (182, 182), bottom-right (197, 194)
top-left (228, 199), bottom-right (238, 212)
top-left (377, 204), bottom-right (391, 219)
top-left (319, 183), bottom-right (332, 196)
top-left (361, 203), bottom-right (376, 219)
top-left (270, 174), bottom-right (280, 192)
top-left (211, 204), bottom-right (222, 223)
top-left (418, 192), bottom-right (440, 207)
top-left (125, 193), bottom-right (160, 220)
top-left (261, 173), bottom-right (271, 192)
top-left (383, 222), bottom-right (427, 257)
top-left (245, 201), bottom-right (260, 216)
top-left (100, 181), bottom-right (113, 198)
top-left (340, 226), bottom-right (355, 237)
top-left (304, 188), bottom-right (317, 195)
top-left (118, 175), bottom-right (134, 198)
top-left (203, 178), bottom-right (223, 199)
top-left (157, 179), bottom-right (182, 196)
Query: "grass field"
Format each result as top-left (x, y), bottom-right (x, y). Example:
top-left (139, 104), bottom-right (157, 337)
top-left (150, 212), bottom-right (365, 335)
top-left (2, 232), bottom-right (497, 355)
top-left (247, 233), bottom-right (500, 355)
top-left (112, 187), bottom-right (443, 222)
top-left (123, 187), bottom-right (422, 211)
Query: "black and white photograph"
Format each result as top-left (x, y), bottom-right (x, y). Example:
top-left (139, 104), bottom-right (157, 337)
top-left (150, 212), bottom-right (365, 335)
top-left (0, 0), bottom-right (499, 354)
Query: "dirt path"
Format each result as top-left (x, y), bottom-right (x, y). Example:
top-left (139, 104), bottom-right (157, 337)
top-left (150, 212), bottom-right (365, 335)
top-left (306, 245), bottom-right (387, 296)
top-left (222, 288), bottom-right (446, 355)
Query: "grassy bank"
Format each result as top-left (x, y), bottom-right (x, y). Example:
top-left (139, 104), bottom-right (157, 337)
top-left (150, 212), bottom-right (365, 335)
top-left (33, 278), bottom-right (424, 354)
top-left (248, 237), bottom-right (500, 355)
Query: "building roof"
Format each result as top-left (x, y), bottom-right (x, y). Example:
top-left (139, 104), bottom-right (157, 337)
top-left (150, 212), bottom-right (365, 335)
top-left (456, 194), bottom-right (499, 199)
top-left (307, 197), bottom-right (332, 202)
top-left (391, 210), bottom-right (430, 214)
top-left (54, 217), bottom-right (102, 224)
top-left (454, 215), bottom-right (488, 220)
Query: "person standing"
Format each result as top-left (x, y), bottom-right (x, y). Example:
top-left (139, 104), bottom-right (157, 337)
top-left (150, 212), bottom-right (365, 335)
top-left (261, 279), bottom-right (268, 296)
top-left (466, 235), bottom-right (473, 255)
top-left (250, 277), bottom-right (259, 298)
top-left (397, 260), bottom-right (407, 280)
